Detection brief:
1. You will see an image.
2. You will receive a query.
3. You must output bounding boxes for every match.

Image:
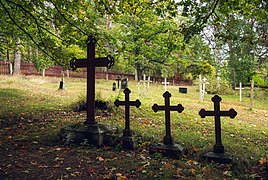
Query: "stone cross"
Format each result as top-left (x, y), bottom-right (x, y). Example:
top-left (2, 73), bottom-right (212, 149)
top-left (114, 88), bottom-right (141, 136)
top-left (199, 95), bottom-right (237, 154)
top-left (116, 76), bottom-right (121, 89)
top-left (70, 36), bottom-right (114, 125)
top-left (235, 82), bottom-right (244, 102)
top-left (152, 91), bottom-right (184, 145)
top-left (162, 78), bottom-right (169, 92)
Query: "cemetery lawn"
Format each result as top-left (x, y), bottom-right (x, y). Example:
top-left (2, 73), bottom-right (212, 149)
top-left (0, 75), bottom-right (267, 179)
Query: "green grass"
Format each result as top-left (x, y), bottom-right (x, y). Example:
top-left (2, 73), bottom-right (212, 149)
top-left (0, 75), bottom-right (267, 179)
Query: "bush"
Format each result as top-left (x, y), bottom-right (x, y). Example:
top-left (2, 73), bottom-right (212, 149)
top-left (205, 76), bottom-right (234, 95)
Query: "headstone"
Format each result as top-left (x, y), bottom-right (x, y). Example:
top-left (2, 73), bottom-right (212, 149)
top-left (60, 36), bottom-right (117, 147)
top-left (59, 73), bottom-right (65, 90)
top-left (162, 78), bottom-right (169, 92)
top-left (179, 87), bottom-right (187, 93)
top-left (112, 82), bottom-right (116, 91)
top-left (199, 95), bottom-right (237, 163)
top-left (116, 76), bottom-right (121, 89)
top-left (121, 78), bottom-right (128, 89)
top-left (114, 88), bottom-right (141, 149)
top-left (150, 91), bottom-right (185, 159)
top-left (235, 82), bottom-right (244, 102)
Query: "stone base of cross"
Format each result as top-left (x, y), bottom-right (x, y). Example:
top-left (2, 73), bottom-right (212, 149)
top-left (149, 143), bottom-right (185, 159)
top-left (203, 151), bottom-right (233, 164)
top-left (59, 123), bottom-right (118, 147)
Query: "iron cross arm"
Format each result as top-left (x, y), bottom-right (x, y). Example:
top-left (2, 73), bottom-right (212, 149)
top-left (70, 55), bottom-right (114, 70)
top-left (114, 99), bottom-right (141, 108)
top-left (199, 108), bottom-right (237, 118)
top-left (152, 104), bottom-right (184, 113)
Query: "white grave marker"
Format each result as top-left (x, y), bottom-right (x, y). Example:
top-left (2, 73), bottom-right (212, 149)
top-left (162, 78), bottom-right (169, 92)
top-left (147, 76), bottom-right (152, 91)
top-left (199, 75), bottom-right (209, 102)
top-left (250, 79), bottom-right (254, 110)
top-left (235, 82), bottom-right (244, 102)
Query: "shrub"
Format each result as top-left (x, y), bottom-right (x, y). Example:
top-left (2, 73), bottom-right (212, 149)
top-left (205, 76), bottom-right (234, 95)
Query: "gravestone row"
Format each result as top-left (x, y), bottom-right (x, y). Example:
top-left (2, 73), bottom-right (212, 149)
top-left (60, 36), bottom-right (238, 164)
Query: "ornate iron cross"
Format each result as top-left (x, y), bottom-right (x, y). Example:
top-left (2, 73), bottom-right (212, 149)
top-left (70, 36), bottom-right (114, 125)
top-left (152, 91), bottom-right (184, 145)
top-left (114, 88), bottom-right (141, 136)
top-left (199, 95), bottom-right (237, 154)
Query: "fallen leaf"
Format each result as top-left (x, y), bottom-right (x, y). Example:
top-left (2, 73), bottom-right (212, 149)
top-left (163, 162), bottom-right (172, 168)
top-left (259, 158), bottom-right (267, 165)
top-left (39, 165), bottom-right (48, 168)
top-left (87, 168), bottom-right (96, 175)
top-left (96, 156), bottom-right (105, 161)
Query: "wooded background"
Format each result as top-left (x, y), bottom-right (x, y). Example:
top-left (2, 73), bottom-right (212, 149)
top-left (0, 0), bottom-right (267, 87)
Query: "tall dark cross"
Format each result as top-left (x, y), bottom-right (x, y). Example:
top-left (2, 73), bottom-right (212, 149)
top-left (199, 95), bottom-right (237, 154)
top-left (114, 88), bottom-right (141, 136)
top-left (70, 36), bottom-right (114, 125)
top-left (152, 91), bottom-right (184, 145)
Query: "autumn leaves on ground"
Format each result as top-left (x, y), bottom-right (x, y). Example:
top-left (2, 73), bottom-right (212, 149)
top-left (0, 75), bottom-right (267, 179)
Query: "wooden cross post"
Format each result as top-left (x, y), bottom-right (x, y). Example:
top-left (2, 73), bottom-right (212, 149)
top-left (147, 76), bottom-right (152, 91)
top-left (235, 82), bottom-right (244, 102)
top-left (152, 91), bottom-right (184, 145)
top-left (114, 88), bottom-right (141, 137)
top-left (199, 95), bottom-right (237, 154)
top-left (70, 36), bottom-right (114, 125)
top-left (162, 78), bottom-right (170, 92)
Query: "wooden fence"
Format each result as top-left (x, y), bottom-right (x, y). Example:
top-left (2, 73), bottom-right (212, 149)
top-left (0, 61), bottom-right (192, 85)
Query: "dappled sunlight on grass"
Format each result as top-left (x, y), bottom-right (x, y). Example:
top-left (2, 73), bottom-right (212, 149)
top-left (0, 75), bottom-right (267, 179)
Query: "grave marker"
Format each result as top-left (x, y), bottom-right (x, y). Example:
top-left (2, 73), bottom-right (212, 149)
top-left (199, 75), bottom-right (209, 101)
top-left (70, 36), bottom-right (114, 124)
top-left (199, 95), bottom-right (237, 163)
top-left (60, 36), bottom-right (117, 147)
top-left (150, 91), bottom-right (185, 159)
top-left (112, 82), bottom-right (116, 91)
top-left (162, 78), bottom-right (169, 92)
top-left (114, 88), bottom-right (141, 149)
top-left (235, 82), bottom-right (244, 102)
top-left (137, 81), bottom-right (141, 94)
top-left (147, 76), bottom-right (152, 91)
top-left (116, 76), bottom-right (121, 89)
top-left (59, 73), bottom-right (65, 90)
top-left (250, 80), bottom-right (254, 110)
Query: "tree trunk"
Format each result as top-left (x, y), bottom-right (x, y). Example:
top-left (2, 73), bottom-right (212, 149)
top-left (135, 63), bottom-right (141, 81)
top-left (13, 38), bottom-right (21, 75)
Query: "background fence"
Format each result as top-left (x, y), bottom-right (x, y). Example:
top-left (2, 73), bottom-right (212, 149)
top-left (0, 61), bottom-right (192, 85)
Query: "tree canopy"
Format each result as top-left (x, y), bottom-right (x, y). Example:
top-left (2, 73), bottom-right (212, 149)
top-left (0, 0), bottom-right (267, 85)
